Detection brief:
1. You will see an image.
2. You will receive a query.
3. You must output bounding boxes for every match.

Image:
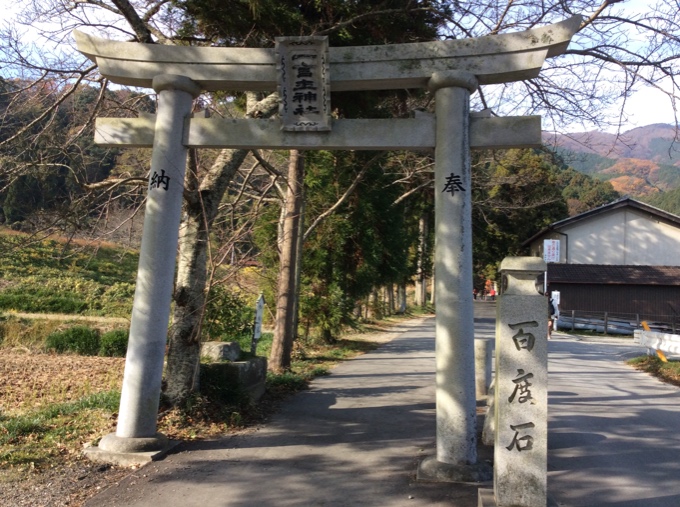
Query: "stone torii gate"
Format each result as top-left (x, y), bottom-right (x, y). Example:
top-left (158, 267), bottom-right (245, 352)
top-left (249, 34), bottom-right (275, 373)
top-left (76, 16), bottom-right (580, 477)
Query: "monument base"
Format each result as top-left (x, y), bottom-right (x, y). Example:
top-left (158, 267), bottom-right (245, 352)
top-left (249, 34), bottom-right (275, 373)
top-left (417, 456), bottom-right (492, 483)
top-left (84, 432), bottom-right (179, 467)
top-left (478, 488), bottom-right (495, 506)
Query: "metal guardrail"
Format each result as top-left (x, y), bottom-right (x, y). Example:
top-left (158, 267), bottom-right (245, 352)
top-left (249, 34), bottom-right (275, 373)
top-left (556, 310), bottom-right (678, 336)
top-left (634, 329), bottom-right (680, 360)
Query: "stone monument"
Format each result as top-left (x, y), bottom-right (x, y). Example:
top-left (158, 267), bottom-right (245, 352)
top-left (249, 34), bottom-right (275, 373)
top-left (479, 257), bottom-right (549, 506)
top-left (74, 17), bottom-right (580, 469)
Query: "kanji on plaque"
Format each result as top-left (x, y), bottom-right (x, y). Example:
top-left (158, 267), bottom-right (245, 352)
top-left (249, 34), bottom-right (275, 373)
top-left (508, 369), bottom-right (534, 404)
top-left (276, 36), bottom-right (331, 131)
top-left (505, 422), bottom-right (535, 452)
top-left (508, 321), bottom-right (538, 351)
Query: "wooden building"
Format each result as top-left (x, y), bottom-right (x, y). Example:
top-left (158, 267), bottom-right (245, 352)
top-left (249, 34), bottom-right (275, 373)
top-left (523, 198), bottom-right (680, 328)
top-left (547, 264), bottom-right (680, 325)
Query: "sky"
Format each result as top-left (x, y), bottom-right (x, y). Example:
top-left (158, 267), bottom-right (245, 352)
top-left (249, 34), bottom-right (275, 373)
top-left (597, 0), bottom-right (677, 132)
top-left (3, 1), bottom-right (677, 134)
top-left (617, 86), bottom-right (676, 132)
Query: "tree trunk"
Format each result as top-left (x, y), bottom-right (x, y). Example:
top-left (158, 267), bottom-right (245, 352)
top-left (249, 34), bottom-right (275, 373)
top-left (164, 148), bottom-right (248, 405)
top-left (290, 184), bottom-right (306, 346)
top-left (387, 283), bottom-right (395, 315)
top-left (415, 212), bottom-right (428, 307)
top-left (269, 150), bottom-right (305, 373)
top-left (367, 288), bottom-right (381, 320)
top-left (397, 282), bottom-right (407, 314)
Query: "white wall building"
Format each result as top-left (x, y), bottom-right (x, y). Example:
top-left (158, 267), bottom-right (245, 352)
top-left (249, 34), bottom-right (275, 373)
top-left (525, 197), bottom-right (680, 266)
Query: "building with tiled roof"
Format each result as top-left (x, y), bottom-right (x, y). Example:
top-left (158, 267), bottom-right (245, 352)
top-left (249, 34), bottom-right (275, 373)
top-left (523, 198), bottom-right (680, 326)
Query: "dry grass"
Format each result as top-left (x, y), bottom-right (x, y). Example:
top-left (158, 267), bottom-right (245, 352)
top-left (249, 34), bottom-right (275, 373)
top-left (0, 350), bottom-right (124, 416)
top-left (628, 354), bottom-right (680, 387)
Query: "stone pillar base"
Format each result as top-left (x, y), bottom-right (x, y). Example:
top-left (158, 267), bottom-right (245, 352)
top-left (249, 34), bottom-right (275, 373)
top-left (478, 487), bottom-right (560, 507)
top-left (84, 432), bottom-right (178, 467)
top-left (417, 456), bottom-right (492, 483)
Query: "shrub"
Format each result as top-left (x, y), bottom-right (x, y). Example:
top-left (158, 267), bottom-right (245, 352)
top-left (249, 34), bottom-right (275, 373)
top-left (203, 285), bottom-right (255, 341)
top-left (0, 292), bottom-right (88, 314)
top-left (99, 329), bottom-right (129, 357)
top-left (45, 325), bottom-right (100, 356)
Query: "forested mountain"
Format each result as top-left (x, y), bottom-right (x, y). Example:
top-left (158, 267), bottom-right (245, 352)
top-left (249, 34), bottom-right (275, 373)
top-left (546, 124), bottom-right (680, 200)
top-left (549, 124), bottom-right (679, 163)
top-left (0, 79), bottom-right (154, 237)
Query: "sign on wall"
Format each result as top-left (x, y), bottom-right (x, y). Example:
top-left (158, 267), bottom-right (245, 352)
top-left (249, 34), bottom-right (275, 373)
top-left (543, 239), bottom-right (560, 263)
top-left (276, 36), bottom-right (331, 132)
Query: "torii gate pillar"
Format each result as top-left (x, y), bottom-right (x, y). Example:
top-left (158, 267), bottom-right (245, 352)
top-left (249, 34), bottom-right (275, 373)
top-left (417, 72), bottom-right (491, 481)
top-left (91, 75), bottom-right (201, 463)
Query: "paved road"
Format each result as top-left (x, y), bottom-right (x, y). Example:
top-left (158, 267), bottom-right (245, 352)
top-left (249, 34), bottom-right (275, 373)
top-left (85, 303), bottom-right (680, 506)
top-left (86, 317), bottom-right (479, 507)
top-left (548, 336), bottom-right (680, 506)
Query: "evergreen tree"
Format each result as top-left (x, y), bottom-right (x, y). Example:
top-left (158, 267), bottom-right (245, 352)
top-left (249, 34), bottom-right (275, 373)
top-left (472, 149), bottom-right (568, 282)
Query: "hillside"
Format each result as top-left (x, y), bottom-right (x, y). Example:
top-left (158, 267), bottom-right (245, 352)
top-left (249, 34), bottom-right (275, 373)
top-left (545, 124), bottom-right (680, 197)
top-left (547, 124), bottom-right (680, 164)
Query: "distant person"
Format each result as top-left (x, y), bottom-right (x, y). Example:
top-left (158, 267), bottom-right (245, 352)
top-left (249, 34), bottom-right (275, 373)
top-left (473, 288), bottom-right (478, 300)
top-left (548, 293), bottom-right (558, 339)
top-left (489, 288), bottom-right (496, 301)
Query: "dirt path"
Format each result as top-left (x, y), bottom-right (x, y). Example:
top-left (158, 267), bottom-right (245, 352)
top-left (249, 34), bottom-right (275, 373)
top-left (2, 311), bottom-right (129, 324)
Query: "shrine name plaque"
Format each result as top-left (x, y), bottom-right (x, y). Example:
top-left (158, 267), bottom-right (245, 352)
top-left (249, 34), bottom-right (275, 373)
top-left (276, 36), bottom-right (331, 132)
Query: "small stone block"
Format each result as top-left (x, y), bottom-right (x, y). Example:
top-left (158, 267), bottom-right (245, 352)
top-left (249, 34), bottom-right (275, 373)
top-left (232, 357), bottom-right (267, 401)
top-left (201, 357), bottom-right (267, 402)
top-left (201, 341), bottom-right (241, 362)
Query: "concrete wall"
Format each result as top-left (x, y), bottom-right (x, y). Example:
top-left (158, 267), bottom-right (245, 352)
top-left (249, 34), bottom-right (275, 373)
top-left (530, 207), bottom-right (680, 266)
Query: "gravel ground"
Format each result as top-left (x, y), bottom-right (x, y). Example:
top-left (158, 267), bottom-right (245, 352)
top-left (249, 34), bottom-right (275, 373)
top-left (1, 459), bottom-right (130, 507)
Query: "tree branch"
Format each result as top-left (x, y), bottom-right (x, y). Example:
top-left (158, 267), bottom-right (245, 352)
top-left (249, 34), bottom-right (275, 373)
top-left (110, 0), bottom-right (155, 43)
